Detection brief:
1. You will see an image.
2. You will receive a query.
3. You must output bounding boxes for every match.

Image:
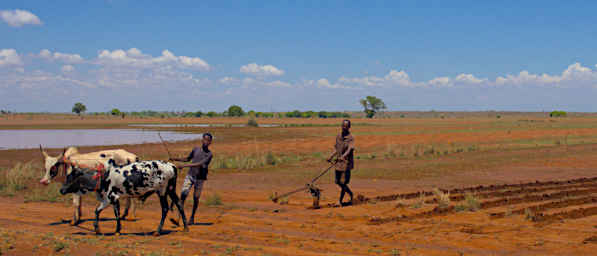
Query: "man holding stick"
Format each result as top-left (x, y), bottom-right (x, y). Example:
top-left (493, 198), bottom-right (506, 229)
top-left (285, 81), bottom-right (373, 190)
top-left (327, 120), bottom-right (355, 206)
top-left (170, 133), bottom-right (213, 224)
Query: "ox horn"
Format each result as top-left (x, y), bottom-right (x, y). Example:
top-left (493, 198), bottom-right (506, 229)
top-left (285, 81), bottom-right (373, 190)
top-left (39, 144), bottom-right (49, 158)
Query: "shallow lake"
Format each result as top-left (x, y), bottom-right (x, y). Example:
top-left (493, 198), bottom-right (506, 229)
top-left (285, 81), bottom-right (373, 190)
top-left (0, 129), bottom-right (201, 150)
top-left (128, 123), bottom-right (280, 128)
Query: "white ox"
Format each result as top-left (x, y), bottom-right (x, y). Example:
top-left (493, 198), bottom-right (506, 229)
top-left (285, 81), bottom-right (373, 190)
top-left (39, 145), bottom-right (139, 225)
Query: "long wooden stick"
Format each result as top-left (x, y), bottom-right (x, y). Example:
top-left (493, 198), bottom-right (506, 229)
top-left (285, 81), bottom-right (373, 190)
top-left (158, 132), bottom-right (173, 160)
top-left (271, 161), bottom-right (336, 203)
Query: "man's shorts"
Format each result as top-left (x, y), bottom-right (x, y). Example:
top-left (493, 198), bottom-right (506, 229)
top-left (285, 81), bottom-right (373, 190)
top-left (335, 170), bottom-right (351, 185)
top-left (181, 174), bottom-right (205, 197)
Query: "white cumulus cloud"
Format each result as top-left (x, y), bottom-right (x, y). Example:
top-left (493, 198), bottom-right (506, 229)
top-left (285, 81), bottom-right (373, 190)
top-left (240, 63), bottom-right (284, 76)
top-left (0, 9), bottom-right (42, 27)
top-left (218, 77), bottom-right (240, 85)
top-left (454, 73), bottom-right (486, 84)
top-left (61, 65), bottom-right (74, 73)
top-left (0, 49), bottom-right (23, 67)
top-left (97, 48), bottom-right (210, 71)
top-left (428, 76), bottom-right (451, 87)
top-left (39, 49), bottom-right (84, 63)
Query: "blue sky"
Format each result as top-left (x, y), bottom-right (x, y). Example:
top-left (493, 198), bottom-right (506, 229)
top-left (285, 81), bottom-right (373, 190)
top-left (1, 1), bottom-right (597, 112)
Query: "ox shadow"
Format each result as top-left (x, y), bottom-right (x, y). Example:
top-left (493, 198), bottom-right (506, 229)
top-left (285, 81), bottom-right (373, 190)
top-left (169, 222), bottom-right (213, 228)
top-left (49, 217), bottom-right (138, 226)
top-left (168, 218), bottom-right (213, 227)
top-left (71, 230), bottom-right (176, 237)
top-left (190, 222), bottom-right (213, 226)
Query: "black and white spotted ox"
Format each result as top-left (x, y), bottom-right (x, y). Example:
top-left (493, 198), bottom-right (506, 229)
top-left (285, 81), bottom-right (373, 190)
top-left (60, 159), bottom-right (188, 235)
top-left (39, 145), bottom-right (139, 225)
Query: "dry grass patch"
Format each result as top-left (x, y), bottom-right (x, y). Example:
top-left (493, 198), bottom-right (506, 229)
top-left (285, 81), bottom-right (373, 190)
top-left (0, 161), bottom-right (40, 196)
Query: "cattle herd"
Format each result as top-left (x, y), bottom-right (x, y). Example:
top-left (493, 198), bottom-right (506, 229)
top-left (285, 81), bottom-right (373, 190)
top-left (39, 145), bottom-right (187, 235)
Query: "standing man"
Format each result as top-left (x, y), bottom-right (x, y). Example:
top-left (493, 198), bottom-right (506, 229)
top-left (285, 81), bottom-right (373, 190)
top-left (327, 120), bottom-right (355, 206)
top-left (170, 133), bottom-right (213, 224)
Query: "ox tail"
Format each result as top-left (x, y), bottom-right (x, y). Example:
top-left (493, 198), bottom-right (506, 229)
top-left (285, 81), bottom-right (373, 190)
top-left (168, 175), bottom-right (178, 211)
top-left (168, 165), bottom-right (179, 211)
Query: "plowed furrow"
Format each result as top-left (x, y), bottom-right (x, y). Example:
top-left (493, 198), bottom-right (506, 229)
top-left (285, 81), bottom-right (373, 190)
top-left (425, 183), bottom-right (597, 204)
top-left (533, 206), bottom-right (597, 223)
top-left (369, 188), bottom-right (597, 224)
top-left (489, 196), bottom-right (597, 219)
top-left (353, 177), bottom-right (597, 205)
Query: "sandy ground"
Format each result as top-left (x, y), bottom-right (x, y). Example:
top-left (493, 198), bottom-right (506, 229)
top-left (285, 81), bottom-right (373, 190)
top-left (1, 162), bottom-right (597, 256)
top-left (2, 115), bottom-right (597, 255)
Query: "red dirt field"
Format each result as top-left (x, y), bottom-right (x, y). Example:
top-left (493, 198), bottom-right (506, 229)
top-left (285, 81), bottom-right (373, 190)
top-left (2, 115), bottom-right (597, 255)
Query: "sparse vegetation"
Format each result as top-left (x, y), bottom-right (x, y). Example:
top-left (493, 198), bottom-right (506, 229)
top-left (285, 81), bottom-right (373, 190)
top-left (549, 110), bottom-right (567, 117)
top-left (455, 193), bottom-right (481, 212)
top-left (464, 193), bottom-right (481, 211)
top-left (0, 162), bottom-right (39, 196)
top-left (247, 116), bottom-right (259, 127)
top-left (205, 193), bottom-right (223, 206)
top-left (411, 193), bottom-right (426, 209)
top-left (432, 188), bottom-right (451, 209)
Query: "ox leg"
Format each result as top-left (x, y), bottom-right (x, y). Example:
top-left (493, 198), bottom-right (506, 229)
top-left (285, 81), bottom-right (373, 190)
top-left (121, 197), bottom-right (131, 220)
top-left (131, 198), bottom-right (137, 219)
top-left (155, 194), bottom-right (169, 236)
top-left (94, 200), bottom-right (110, 235)
top-left (72, 194), bottom-right (82, 226)
top-left (112, 200), bottom-right (121, 235)
top-left (168, 187), bottom-right (188, 232)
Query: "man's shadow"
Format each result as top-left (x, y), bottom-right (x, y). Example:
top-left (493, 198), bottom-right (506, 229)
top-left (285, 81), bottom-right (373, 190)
top-left (49, 217), bottom-right (138, 226)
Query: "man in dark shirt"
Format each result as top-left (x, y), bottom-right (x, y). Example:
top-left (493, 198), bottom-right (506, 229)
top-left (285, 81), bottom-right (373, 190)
top-left (327, 120), bottom-right (355, 206)
top-left (170, 133), bottom-right (213, 224)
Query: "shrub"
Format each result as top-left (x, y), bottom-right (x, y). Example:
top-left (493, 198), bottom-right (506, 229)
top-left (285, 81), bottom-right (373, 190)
top-left (464, 193), bottom-right (480, 211)
top-left (0, 162), bottom-right (39, 196)
top-left (410, 193), bottom-right (426, 209)
top-left (455, 193), bottom-right (480, 212)
top-left (432, 188), bottom-right (450, 209)
top-left (24, 183), bottom-right (63, 202)
top-left (227, 105), bottom-right (245, 117)
top-left (205, 193), bottom-right (223, 206)
top-left (265, 152), bottom-right (277, 165)
top-left (247, 117), bottom-right (259, 127)
top-left (549, 110), bottom-right (567, 117)
top-left (206, 111), bottom-right (219, 117)
top-left (110, 108), bottom-right (121, 116)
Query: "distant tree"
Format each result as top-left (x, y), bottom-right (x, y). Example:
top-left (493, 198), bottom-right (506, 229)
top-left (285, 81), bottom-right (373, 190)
top-left (248, 110), bottom-right (256, 117)
top-left (261, 112), bottom-right (274, 118)
top-left (550, 111), bottom-right (567, 117)
top-left (360, 96), bottom-right (386, 118)
top-left (227, 105), bottom-right (245, 117)
top-left (206, 111), bottom-right (218, 117)
top-left (110, 108), bottom-right (121, 116)
top-left (72, 102), bottom-right (87, 116)
top-left (302, 111), bottom-right (316, 118)
top-left (318, 111), bottom-right (329, 118)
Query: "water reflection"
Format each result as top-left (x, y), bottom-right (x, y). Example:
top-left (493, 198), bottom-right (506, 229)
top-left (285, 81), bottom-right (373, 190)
top-left (128, 123), bottom-right (280, 128)
top-left (0, 129), bottom-right (201, 150)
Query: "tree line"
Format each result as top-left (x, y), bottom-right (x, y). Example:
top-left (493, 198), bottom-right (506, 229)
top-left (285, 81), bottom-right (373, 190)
top-left (70, 96), bottom-right (387, 118)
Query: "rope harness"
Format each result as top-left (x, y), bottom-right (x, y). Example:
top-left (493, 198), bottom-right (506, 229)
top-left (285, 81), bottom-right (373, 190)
top-left (91, 163), bottom-right (105, 192)
top-left (61, 156), bottom-right (105, 192)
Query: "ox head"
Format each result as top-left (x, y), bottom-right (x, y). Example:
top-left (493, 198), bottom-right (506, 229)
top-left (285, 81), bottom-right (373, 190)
top-left (39, 145), bottom-right (66, 185)
top-left (59, 166), bottom-right (86, 195)
top-left (59, 165), bottom-right (102, 195)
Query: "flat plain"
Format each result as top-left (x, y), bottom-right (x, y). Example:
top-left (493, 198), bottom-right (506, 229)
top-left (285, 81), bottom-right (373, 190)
top-left (1, 113), bottom-right (597, 255)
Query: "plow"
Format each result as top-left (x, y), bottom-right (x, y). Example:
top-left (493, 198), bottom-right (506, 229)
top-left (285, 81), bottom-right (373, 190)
top-left (271, 160), bottom-right (337, 209)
